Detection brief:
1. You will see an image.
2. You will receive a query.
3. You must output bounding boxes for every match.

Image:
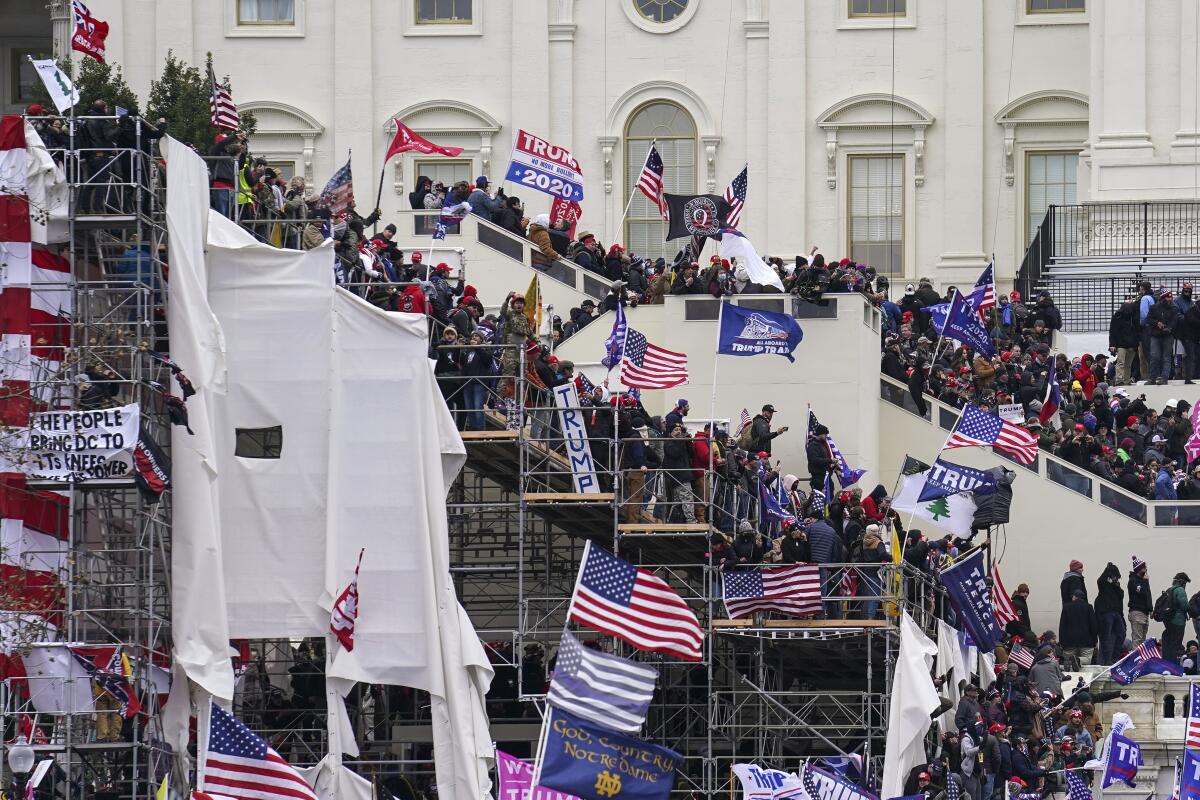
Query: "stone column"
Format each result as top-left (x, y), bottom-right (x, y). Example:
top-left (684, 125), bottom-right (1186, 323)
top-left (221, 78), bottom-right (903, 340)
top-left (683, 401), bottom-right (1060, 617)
top-left (49, 0), bottom-right (72, 61)
top-left (936, 0), bottom-right (988, 272)
top-left (743, 0), bottom-right (769, 246)
top-left (1093, 0), bottom-right (1152, 155)
top-left (332, 0), bottom-right (374, 205)
top-left (547, 0), bottom-right (576, 150)
top-left (1172, 0), bottom-right (1200, 153)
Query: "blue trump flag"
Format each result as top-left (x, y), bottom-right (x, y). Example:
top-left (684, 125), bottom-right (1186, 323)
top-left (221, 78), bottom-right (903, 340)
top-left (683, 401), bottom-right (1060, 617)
top-left (758, 465), bottom-right (797, 524)
top-left (717, 303), bottom-right (804, 362)
top-left (940, 288), bottom-right (995, 358)
top-left (1109, 640), bottom-right (1184, 685)
top-left (939, 549), bottom-right (1002, 652)
top-left (917, 458), bottom-right (999, 502)
top-left (1102, 732), bottom-right (1143, 788)
top-left (538, 708), bottom-right (681, 800)
top-left (1182, 749), bottom-right (1200, 800)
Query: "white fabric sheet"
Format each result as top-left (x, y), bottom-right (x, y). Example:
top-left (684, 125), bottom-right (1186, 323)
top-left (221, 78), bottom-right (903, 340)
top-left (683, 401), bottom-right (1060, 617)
top-left (882, 612), bottom-right (941, 799)
top-left (935, 618), bottom-right (967, 735)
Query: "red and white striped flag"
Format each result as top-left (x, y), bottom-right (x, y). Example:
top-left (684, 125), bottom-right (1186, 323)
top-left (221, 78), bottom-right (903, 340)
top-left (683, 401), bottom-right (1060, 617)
top-left (620, 328), bottom-right (688, 390)
top-left (330, 548), bottom-right (364, 651)
top-left (1186, 682), bottom-right (1200, 749)
top-left (992, 563), bottom-right (1019, 628)
top-left (202, 703), bottom-right (317, 800)
top-left (567, 541), bottom-right (703, 661)
top-left (723, 164), bottom-right (748, 230)
top-left (636, 144), bottom-right (667, 220)
top-left (735, 408), bottom-right (751, 436)
top-left (1007, 641), bottom-right (1034, 671)
top-left (722, 565), bottom-right (822, 619)
top-left (208, 64), bottom-right (240, 131)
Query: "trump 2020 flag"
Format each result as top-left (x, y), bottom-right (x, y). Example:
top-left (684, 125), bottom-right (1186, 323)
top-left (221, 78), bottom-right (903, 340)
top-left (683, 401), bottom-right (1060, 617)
top-left (717, 303), bottom-right (803, 362)
top-left (1181, 749), bottom-right (1200, 800)
top-left (916, 457), bottom-right (999, 503)
top-left (939, 549), bottom-right (1002, 652)
top-left (537, 708), bottom-right (680, 800)
top-left (1102, 732), bottom-right (1143, 788)
top-left (940, 288), bottom-right (995, 358)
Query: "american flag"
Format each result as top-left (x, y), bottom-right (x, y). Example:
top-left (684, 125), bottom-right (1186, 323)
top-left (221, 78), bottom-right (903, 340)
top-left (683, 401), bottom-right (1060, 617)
top-left (1186, 682), bottom-right (1200, 749)
top-left (567, 541), bottom-right (703, 661)
top-left (972, 261), bottom-right (997, 317)
top-left (992, 564), bottom-right (1020, 628)
top-left (1066, 771), bottom-right (1093, 800)
top-left (736, 408), bottom-right (751, 436)
top-left (317, 157), bottom-right (354, 218)
top-left (808, 410), bottom-right (866, 486)
top-left (946, 773), bottom-right (961, 800)
top-left (207, 64), bottom-right (239, 131)
top-left (620, 328), bottom-right (689, 390)
top-left (202, 703), bottom-right (317, 800)
top-left (1008, 641), bottom-right (1035, 671)
top-left (723, 165), bottom-right (748, 230)
top-left (577, 372), bottom-right (595, 396)
top-left (329, 548), bottom-right (364, 651)
top-left (723, 565), bottom-right (822, 619)
top-left (945, 405), bottom-right (1039, 464)
top-left (546, 631), bottom-right (657, 733)
top-left (636, 144), bottom-right (667, 221)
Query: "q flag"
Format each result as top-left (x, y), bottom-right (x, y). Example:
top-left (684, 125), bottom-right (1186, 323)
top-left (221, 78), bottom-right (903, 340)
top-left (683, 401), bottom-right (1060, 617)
top-left (940, 288), bottom-right (995, 358)
top-left (939, 549), bottom-right (1002, 652)
top-left (717, 303), bottom-right (803, 362)
top-left (1102, 732), bottom-right (1143, 789)
top-left (664, 193), bottom-right (728, 240)
top-left (506, 129), bottom-right (585, 201)
top-left (537, 708), bottom-right (681, 800)
top-left (916, 458), bottom-right (999, 502)
top-left (1181, 750), bottom-right (1200, 800)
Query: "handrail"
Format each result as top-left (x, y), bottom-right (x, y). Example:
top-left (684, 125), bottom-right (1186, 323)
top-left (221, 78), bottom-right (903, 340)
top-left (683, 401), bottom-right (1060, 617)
top-left (878, 372), bottom-right (1200, 527)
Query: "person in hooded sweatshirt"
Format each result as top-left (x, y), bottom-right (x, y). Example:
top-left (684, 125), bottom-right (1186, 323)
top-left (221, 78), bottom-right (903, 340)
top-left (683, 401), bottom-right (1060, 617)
top-left (862, 484), bottom-right (889, 521)
top-left (1060, 560), bottom-right (1087, 607)
top-left (1093, 562), bottom-right (1126, 665)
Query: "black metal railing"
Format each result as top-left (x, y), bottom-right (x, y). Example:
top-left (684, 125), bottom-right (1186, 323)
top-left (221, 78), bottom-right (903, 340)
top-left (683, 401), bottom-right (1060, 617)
top-left (1015, 209), bottom-right (1052, 304)
top-left (1027, 202), bottom-right (1200, 266)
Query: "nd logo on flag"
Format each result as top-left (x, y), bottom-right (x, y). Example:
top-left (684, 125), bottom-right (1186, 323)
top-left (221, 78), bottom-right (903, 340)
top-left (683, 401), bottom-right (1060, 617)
top-left (537, 709), bottom-right (680, 800)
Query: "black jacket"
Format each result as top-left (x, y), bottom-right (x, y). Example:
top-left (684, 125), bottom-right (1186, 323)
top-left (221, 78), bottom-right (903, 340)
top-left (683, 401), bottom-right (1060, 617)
top-left (1148, 299), bottom-right (1182, 337)
top-left (1060, 571), bottom-right (1087, 606)
top-left (1059, 598), bottom-right (1098, 648)
top-left (750, 414), bottom-right (781, 455)
top-left (806, 437), bottom-right (833, 487)
top-left (1128, 571), bottom-right (1152, 613)
top-left (1094, 563), bottom-right (1124, 615)
top-left (492, 205), bottom-right (526, 237)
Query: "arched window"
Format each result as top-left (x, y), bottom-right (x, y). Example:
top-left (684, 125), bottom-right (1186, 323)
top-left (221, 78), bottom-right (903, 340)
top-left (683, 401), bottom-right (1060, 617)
top-left (1165, 693), bottom-right (1177, 718)
top-left (624, 101), bottom-right (696, 261)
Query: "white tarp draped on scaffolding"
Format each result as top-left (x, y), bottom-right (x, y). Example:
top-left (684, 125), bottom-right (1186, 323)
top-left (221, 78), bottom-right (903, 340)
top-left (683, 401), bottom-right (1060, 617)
top-left (164, 136), bottom-right (493, 799)
top-left (882, 612), bottom-right (941, 800)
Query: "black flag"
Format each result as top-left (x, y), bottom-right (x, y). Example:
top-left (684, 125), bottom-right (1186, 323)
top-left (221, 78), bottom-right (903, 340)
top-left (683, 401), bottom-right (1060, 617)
top-left (663, 193), bottom-right (729, 240)
top-left (132, 426), bottom-right (171, 502)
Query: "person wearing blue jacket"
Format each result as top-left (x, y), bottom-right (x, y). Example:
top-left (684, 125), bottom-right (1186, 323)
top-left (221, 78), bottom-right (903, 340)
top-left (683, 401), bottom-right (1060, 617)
top-left (1155, 464), bottom-right (1178, 500)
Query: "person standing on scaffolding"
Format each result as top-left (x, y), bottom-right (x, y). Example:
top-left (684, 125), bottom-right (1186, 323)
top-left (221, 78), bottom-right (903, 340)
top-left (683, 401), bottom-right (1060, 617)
top-left (499, 292), bottom-right (534, 401)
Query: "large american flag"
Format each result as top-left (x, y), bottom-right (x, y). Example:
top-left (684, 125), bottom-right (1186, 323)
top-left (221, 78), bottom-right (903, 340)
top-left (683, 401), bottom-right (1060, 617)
top-left (208, 64), bottom-right (239, 131)
top-left (202, 703), bottom-right (317, 800)
top-left (317, 157), bottom-right (354, 218)
top-left (636, 144), bottom-right (667, 220)
top-left (1186, 682), bottom-right (1200, 749)
top-left (723, 165), bottom-right (748, 230)
top-left (567, 541), bottom-right (703, 661)
top-left (546, 631), bottom-right (657, 733)
top-left (945, 405), bottom-right (1039, 464)
top-left (722, 565), bottom-right (822, 619)
top-left (992, 564), bottom-right (1019, 628)
top-left (620, 328), bottom-right (689, 390)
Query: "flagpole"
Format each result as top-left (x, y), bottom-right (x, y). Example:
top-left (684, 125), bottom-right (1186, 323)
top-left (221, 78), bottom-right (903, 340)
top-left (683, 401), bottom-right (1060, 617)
top-left (618, 140), bottom-right (656, 240)
top-left (708, 300), bottom-right (727, 533)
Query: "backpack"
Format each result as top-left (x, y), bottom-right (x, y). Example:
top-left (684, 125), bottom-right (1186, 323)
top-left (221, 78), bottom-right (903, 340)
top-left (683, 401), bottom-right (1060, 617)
top-left (736, 424), bottom-right (754, 451)
top-left (1152, 589), bottom-right (1175, 622)
top-left (1189, 591), bottom-right (1200, 620)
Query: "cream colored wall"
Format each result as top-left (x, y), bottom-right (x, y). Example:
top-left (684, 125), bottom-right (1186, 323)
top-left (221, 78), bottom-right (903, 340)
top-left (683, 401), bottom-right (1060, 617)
top-left (553, 293), bottom-right (884, 488)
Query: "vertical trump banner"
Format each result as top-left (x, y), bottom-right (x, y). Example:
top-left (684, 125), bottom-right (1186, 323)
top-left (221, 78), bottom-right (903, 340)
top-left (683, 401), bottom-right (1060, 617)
top-left (553, 383), bottom-right (599, 494)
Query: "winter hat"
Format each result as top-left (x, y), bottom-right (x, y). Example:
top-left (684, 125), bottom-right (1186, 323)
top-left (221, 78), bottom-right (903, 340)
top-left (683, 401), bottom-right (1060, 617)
top-left (1069, 559), bottom-right (1083, 572)
top-left (1132, 555), bottom-right (1146, 572)
top-left (904, 283), bottom-right (916, 295)
top-left (1120, 437), bottom-right (1135, 451)
top-left (1127, 415), bottom-right (1139, 427)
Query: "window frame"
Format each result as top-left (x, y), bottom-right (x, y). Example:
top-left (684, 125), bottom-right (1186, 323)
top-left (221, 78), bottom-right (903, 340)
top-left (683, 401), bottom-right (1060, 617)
top-left (234, 425), bottom-right (284, 459)
top-left (633, 0), bottom-right (691, 24)
top-left (401, 0), bottom-right (482, 36)
top-left (7, 44), bottom-right (53, 108)
top-left (236, 0), bottom-right (296, 25)
top-left (846, 153), bottom-right (905, 277)
top-left (1025, 0), bottom-right (1084, 14)
top-left (1024, 149), bottom-right (1080, 245)
top-left (623, 100), bottom-right (697, 261)
top-left (847, 0), bottom-right (907, 19)
top-left (415, 0), bottom-right (473, 25)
